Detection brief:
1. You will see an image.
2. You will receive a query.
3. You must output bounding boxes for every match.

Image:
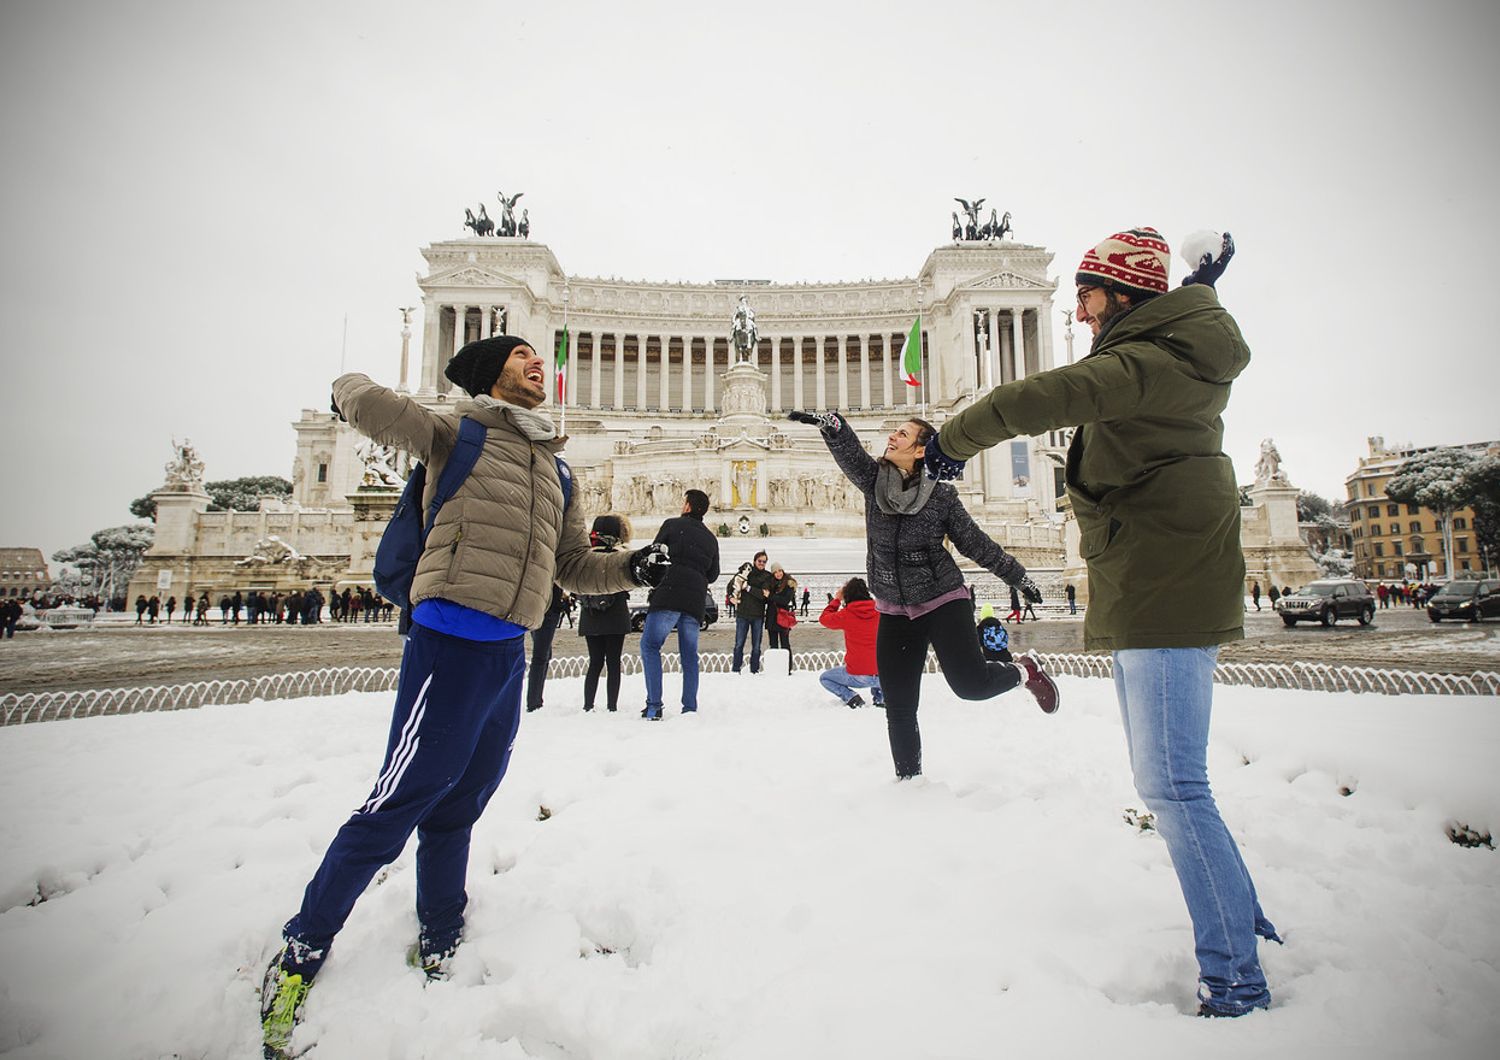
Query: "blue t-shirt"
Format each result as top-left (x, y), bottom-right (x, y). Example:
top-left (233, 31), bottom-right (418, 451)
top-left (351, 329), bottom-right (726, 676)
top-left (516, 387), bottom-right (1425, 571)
top-left (412, 598), bottom-right (525, 642)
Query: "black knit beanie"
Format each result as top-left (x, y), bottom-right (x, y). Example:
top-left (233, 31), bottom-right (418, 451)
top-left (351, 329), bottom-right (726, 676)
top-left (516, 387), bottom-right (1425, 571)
top-left (444, 335), bottom-right (531, 398)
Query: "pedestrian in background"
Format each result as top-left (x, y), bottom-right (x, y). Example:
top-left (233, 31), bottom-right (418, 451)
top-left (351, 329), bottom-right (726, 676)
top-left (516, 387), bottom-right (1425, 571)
top-left (817, 577), bottom-right (882, 708)
top-left (578, 514), bottom-right (633, 713)
top-left (640, 489), bottom-right (720, 719)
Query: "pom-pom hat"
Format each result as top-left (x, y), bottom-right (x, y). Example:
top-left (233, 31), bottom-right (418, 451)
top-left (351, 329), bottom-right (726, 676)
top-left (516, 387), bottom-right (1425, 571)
top-left (1076, 227), bottom-right (1171, 299)
top-left (444, 335), bottom-right (531, 398)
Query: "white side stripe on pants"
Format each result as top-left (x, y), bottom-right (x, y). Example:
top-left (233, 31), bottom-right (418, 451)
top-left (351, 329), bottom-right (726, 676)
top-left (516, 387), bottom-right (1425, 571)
top-left (361, 671), bottom-right (433, 813)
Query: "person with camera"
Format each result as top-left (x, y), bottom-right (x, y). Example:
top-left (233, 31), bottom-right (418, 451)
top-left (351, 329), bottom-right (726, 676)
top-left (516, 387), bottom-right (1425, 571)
top-left (639, 489), bottom-right (720, 719)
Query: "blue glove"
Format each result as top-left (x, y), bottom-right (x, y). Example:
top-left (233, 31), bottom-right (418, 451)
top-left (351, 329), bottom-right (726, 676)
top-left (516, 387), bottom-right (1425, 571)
top-left (923, 430), bottom-right (966, 481)
top-left (629, 543), bottom-right (671, 587)
top-left (1181, 231), bottom-right (1234, 288)
top-left (786, 410), bottom-right (844, 437)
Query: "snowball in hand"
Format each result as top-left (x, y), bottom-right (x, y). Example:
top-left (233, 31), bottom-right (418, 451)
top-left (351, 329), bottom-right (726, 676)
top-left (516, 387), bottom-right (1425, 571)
top-left (1181, 229), bottom-right (1224, 268)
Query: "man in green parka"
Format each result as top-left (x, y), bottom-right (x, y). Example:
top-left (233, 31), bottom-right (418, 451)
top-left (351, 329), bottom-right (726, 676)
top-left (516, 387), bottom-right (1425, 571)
top-left (924, 227), bottom-right (1281, 1017)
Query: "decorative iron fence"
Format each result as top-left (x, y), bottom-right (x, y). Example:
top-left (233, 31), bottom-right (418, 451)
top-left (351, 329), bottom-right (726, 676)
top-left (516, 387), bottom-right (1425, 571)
top-left (2, 653), bottom-right (1496, 726)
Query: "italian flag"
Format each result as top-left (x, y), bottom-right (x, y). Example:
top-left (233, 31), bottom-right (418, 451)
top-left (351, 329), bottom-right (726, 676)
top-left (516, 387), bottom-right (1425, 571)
top-left (900, 316), bottom-right (922, 387)
top-left (555, 326), bottom-right (570, 403)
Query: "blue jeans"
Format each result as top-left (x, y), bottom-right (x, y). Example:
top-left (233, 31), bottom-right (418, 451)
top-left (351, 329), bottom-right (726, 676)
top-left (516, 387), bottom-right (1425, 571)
top-left (732, 616), bottom-right (764, 673)
top-left (1114, 647), bottom-right (1279, 1015)
top-left (818, 665), bottom-right (882, 704)
top-left (641, 609), bottom-right (702, 712)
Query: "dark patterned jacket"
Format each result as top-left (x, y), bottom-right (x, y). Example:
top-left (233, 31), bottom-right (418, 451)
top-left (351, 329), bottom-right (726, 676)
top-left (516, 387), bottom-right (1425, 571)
top-left (822, 420), bottom-right (1025, 609)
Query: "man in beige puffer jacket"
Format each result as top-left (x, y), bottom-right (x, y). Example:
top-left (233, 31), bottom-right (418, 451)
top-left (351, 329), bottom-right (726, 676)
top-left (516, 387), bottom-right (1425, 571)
top-left (262, 336), bottom-right (668, 1052)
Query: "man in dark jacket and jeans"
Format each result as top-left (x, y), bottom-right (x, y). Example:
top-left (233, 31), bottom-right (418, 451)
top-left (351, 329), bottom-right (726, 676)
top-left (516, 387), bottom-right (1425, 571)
top-left (924, 228), bottom-right (1280, 1019)
top-left (731, 550), bottom-right (775, 673)
top-left (640, 489), bottom-right (721, 719)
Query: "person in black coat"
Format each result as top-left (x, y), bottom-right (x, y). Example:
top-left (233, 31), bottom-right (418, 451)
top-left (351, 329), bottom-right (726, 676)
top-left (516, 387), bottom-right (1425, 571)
top-left (640, 490), bottom-right (721, 719)
top-left (525, 584), bottom-right (568, 712)
top-left (732, 551), bottom-right (776, 673)
top-left (578, 513), bottom-right (634, 712)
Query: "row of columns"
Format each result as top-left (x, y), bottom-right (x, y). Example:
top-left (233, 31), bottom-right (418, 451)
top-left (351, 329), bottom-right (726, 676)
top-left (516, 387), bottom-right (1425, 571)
top-left (561, 331), bottom-right (920, 413)
top-left (973, 307), bottom-right (1033, 391)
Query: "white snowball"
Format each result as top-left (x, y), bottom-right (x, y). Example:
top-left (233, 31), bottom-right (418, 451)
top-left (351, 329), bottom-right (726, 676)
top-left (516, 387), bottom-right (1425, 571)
top-left (1180, 229), bottom-right (1223, 268)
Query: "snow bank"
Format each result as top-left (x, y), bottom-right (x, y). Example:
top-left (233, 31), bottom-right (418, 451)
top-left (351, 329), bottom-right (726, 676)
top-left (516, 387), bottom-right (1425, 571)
top-left (0, 673), bottom-right (1497, 1059)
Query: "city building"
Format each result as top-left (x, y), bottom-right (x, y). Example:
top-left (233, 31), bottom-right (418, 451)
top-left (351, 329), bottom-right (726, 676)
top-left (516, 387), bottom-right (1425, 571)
top-left (125, 226), bottom-right (1316, 606)
top-left (0, 548), bottom-right (50, 599)
top-left (1346, 436), bottom-right (1495, 581)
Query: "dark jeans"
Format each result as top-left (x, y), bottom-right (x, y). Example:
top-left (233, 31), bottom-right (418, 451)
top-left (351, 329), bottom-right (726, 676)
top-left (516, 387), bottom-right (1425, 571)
top-left (526, 606), bottom-right (564, 711)
top-left (583, 633), bottom-right (625, 711)
top-left (876, 598), bottom-right (1023, 778)
top-left (767, 620), bottom-right (791, 656)
top-left (732, 616), bottom-right (764, 673)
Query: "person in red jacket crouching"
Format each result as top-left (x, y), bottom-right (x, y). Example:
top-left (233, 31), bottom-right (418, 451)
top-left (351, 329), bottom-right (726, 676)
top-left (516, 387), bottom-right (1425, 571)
top-left (818, 577), bottom-right (883, 708)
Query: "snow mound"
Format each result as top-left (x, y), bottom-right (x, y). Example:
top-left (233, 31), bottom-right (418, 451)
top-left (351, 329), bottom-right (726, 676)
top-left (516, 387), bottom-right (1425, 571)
top-left (1, 674), bottom-right (1497, 1059)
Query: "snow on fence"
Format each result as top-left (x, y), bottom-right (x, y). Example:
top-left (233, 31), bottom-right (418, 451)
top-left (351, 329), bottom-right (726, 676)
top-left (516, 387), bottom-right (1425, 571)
top-left (3, 654), bottom-right (1498, 726)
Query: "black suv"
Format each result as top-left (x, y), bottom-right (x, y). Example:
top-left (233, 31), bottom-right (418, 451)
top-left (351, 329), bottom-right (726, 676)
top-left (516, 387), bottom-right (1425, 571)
top-left (1276, 579), bottom-right (1376, 627)
top-left (1427, 579), bottom-right (1500, 623)
top-left (630, 590), bottom-right (719, 632)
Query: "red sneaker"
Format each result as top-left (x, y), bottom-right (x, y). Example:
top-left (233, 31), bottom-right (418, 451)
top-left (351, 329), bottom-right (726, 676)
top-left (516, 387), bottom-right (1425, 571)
top-left (1017, 651), bottom-right (1059, 714)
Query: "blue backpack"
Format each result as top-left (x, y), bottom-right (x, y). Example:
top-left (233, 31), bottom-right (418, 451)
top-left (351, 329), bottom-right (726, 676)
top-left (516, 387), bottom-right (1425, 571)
top-left (373, 418), bottom-right (573, 609)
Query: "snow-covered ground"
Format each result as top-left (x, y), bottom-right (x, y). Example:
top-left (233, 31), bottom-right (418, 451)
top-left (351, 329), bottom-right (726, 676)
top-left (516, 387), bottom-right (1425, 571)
top-left (1, 673), bottom-right (1497, 1060)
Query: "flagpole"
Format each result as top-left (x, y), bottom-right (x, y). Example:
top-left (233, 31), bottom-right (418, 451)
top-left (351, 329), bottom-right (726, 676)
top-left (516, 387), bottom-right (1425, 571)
top-left (559, 284), bottom-right (570, 437)
top-left (916, 284), bottom-right (926, 421)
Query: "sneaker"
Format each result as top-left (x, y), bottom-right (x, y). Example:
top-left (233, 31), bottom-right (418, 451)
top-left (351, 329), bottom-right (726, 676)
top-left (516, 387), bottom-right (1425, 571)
top-left (1017, 652), bottom-right (1060, 714)
top-left (847, 694), bottom-right (865, 709)
top-left (583, 704), bottom-right (594, 712)
top-left (872, 691), bottom-right (884, 707)
top-left (681, 706), bottom-right (697, 714)
top-left (642, 705), bottom-right (662, 721)
top-left (1196, 1001), bottom-right (1266, 1018)
top-left (260, 953), bottom-right (312, 1058)
top-left (406, 940), bottom-right (456, 982)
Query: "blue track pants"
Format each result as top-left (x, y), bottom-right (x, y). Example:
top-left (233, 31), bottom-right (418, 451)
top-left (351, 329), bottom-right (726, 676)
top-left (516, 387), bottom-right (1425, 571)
top-left (282, 624), bottom-right (524, 976)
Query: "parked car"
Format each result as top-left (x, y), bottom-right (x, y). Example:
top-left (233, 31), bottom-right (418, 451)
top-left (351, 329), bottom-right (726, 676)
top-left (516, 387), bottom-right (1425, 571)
top-left (630, 590), bottom-right (719, 632)
top-left (1427, 579), bottom-right (1500, 623)
top-left (1275, 579), bottom-right (1375, 627)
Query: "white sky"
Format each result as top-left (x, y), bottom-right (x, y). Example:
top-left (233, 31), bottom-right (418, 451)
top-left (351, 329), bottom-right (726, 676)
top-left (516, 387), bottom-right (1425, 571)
top-left (3, 0), bottom-right (1496, 563)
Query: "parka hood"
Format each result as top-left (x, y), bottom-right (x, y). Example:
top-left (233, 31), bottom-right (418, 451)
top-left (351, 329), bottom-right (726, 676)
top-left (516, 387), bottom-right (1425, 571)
top-left (1093, 284), bottom-right (1249, 386)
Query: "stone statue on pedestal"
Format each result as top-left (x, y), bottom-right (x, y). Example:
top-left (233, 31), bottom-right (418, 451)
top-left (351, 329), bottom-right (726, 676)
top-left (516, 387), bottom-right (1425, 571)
top-left (1255, 438), bottom-right (1291, 487)
top-left (731, 296), bottom-right (759, 365)
top-left (164, 439), bottom-right (206, 491)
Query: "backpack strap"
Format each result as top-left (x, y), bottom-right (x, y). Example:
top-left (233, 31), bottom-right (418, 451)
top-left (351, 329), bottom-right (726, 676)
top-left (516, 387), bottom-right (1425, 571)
top-left (554, 455), bottom-right (574, 512)
top-left (425, 417), bottom-right (488, 530)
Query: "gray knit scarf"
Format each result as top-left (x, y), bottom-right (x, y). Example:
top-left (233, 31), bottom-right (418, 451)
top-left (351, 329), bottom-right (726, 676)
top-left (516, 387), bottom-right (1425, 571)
top-left (874, 461), bottom-right (935, 515)
top-left (472, 395), bottom-right (557, 441)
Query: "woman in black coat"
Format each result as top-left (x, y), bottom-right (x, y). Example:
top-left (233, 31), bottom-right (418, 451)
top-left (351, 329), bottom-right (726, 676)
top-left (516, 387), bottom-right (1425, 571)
top-left (577, 513), bottom-right (633, 712)
top-left (789, 411), bottom-right (1059, 779)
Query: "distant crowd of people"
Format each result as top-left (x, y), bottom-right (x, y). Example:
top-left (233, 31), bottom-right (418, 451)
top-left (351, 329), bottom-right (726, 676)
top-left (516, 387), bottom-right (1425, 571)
top-left (126, 587), bottom-right (394, 627)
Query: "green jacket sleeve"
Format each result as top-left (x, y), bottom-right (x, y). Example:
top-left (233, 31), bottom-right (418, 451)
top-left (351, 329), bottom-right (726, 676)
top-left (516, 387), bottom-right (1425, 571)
top-left (939, 350), bottom-right (1156, 461)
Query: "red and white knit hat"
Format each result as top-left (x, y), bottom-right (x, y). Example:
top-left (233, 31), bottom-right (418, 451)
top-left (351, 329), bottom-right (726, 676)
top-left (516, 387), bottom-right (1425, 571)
top-left (1075, 227), bottom-right (1171, 298)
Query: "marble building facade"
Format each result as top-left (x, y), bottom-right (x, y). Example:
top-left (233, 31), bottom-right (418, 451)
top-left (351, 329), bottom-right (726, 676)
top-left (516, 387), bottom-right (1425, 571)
top-left (129, 233), bottom-right (1318, 603)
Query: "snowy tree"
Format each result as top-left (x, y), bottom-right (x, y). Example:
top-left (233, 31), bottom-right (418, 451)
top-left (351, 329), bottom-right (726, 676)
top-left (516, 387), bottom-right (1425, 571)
top-left (128, 475), bottom-right (292, 520)
top-left (1296, 490), bottom-right (1333, 522)
top-left (52, 524), bottom-right (155, 603)
top-left (1462, 454), bottom-right (1500, 573)
top-left (205, 476), bottom-right (292, 512)
top-left (1385, 448), bottom-right (1477, 579)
